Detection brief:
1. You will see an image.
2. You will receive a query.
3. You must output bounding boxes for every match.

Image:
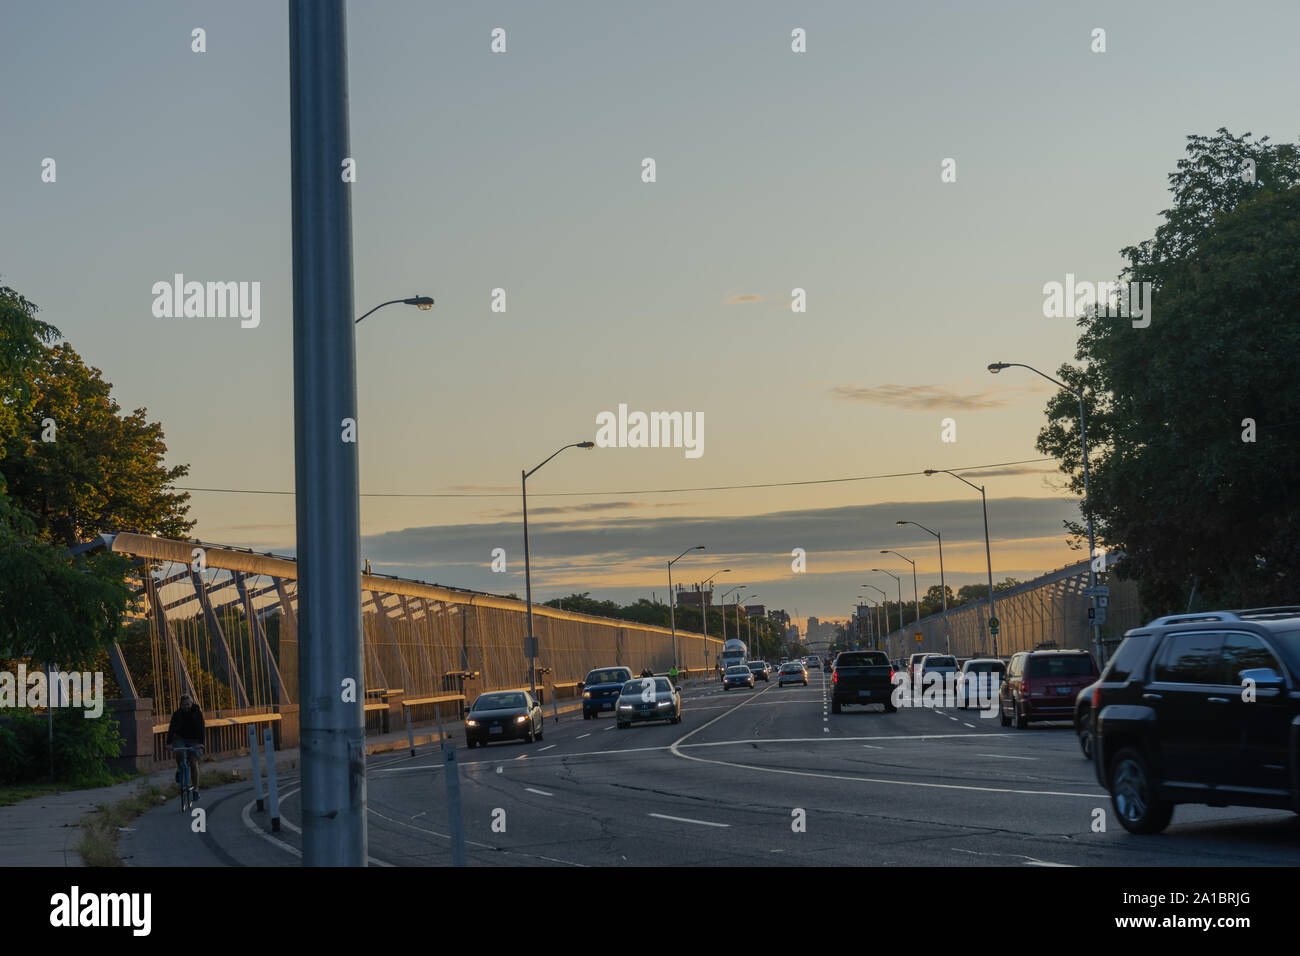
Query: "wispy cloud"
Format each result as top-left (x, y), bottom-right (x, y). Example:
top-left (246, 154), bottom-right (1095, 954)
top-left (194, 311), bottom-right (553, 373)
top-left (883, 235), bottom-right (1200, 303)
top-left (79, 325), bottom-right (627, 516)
top-left (959, 465), bottom-right (1059, 478)
top-left (830, 384), bottom-right (1016, 411)
top-left (723, 294), bottom-right (762, 305)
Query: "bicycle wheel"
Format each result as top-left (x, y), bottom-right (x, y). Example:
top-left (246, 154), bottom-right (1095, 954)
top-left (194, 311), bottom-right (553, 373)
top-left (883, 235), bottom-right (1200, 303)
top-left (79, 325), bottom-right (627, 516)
top-left (180, 760), bottom-right (190, 812)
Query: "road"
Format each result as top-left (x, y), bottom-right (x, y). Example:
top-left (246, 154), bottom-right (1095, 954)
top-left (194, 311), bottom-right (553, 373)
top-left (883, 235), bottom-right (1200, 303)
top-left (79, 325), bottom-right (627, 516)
top-left (124, 669), bottom-right (1299, 866)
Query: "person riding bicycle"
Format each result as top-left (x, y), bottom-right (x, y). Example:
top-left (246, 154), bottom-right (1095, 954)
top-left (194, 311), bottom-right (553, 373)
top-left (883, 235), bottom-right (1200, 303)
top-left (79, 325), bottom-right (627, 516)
top-left (639, 667), bottom-right (654, 678)
top-left (167, 694), bottom-right (205, 801)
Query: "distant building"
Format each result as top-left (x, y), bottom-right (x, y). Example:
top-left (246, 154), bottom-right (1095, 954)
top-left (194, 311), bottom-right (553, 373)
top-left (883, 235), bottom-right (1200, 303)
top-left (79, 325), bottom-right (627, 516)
top-left (743, 604), bottom-right (766, 618)
top-left (673, 584), bottom-right (713, 609)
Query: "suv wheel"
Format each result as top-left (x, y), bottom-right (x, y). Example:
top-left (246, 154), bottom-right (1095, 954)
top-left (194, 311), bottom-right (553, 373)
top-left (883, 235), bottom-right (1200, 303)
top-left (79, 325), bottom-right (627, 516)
top-left (998, 699), bottom-right (1011, 727)
top-left (1014, 699), bottom-right (1028, 730)
top-left (1077, 711), bottom-right (1093, 760)
top-left (1110, 747), bottom-right (1174, 834)
top-left (831, 700), bottom-right (841, 714)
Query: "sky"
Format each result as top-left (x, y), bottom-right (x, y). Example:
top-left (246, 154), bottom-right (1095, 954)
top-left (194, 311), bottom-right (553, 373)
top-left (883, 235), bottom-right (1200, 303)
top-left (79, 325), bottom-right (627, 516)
top-left (4, 0), bottom-right (1298, 626)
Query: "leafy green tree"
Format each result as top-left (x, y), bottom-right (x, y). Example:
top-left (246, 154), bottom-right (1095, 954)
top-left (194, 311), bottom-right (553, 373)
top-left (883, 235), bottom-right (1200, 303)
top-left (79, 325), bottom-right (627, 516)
top-left (1038, 130), bottom-right (1300, 613)
top-left (1, 341), bottom-right (193, 547)
top-left (0, 285), bottom-right (59, 468)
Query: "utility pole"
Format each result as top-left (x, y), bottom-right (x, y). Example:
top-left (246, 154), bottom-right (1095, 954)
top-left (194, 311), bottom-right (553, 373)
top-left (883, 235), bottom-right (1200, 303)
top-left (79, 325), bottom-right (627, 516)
top-left (290, 0), bottom-right (365, 866)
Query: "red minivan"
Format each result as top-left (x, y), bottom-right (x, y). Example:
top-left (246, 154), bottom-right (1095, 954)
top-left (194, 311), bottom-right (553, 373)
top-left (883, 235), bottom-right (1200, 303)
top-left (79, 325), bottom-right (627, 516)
top-left (999, 649), bottom-right (1098, 728)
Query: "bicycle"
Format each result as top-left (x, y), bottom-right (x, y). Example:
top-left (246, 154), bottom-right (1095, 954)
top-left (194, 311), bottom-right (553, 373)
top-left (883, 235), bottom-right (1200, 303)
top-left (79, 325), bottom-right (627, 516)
top-left (172, 745), bottom-right (201, 812)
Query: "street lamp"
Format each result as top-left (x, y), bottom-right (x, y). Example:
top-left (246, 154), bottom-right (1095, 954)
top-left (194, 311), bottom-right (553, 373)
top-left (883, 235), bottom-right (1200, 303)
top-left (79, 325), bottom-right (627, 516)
top-left (700, 569), bottom-right (730, 660)
top-left (742, 593), bottom-right (760, 651)
top-left (523, 442), bottom-right (595, 697)
top-left (924, 468), bottom-right (998, 658)
top-left (668, 546), bottom-right (706, 670)
top-left (862, 584), bottom-right (888, 651)
top-left (898, 520), bottom-right (949, 655)
top-left (718, 584), bottom-right (746, 650)
top-left (871, 570), bottom-right (905, 642)
top-left (881, 549), bottom-right (921, 628)
top-left (354, 295), bottom-right (434, 325)
top-left (989, 360), bottom-right (1101, 663)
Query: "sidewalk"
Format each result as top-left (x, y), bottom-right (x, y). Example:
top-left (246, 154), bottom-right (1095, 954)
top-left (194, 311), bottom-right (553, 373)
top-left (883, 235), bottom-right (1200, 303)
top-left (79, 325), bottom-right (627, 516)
top-left (0, 696), bottom-right (587, 867)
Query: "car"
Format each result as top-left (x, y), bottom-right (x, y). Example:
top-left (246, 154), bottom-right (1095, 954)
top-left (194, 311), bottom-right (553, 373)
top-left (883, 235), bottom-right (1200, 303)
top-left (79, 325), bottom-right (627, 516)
top-left (615, 676), bottom-right (682, 727)
top-left (777, 662), bottom-right (808, 686)
top-left (830, 651), bottom-right (894, 713)
top-left (748, 661), bottom-right (771, 681)
top-left (907, 652), bottom-right (930, 680)
top-left (582, 666), bottom-right (634, 719)
top-left (999, 649), bottom-right (1099, 729)
top-left (1094, 607), bottom-right (1300, 834)
top-left (1074, 678), bottom-right (1101, 759)
top-left (956, 658), bottom-right (1006, 709)
top-left (806, 657), bottom-right (821, 670)
top-left (723, 664), bottom-right (756, 690)
top-left (465, 690), bottom-right (543, 747)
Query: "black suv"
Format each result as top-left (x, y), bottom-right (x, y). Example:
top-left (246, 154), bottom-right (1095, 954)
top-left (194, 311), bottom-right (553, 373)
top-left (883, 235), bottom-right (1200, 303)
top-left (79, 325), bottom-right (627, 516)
top-left (1092, 607), bottom-right (1300, 834)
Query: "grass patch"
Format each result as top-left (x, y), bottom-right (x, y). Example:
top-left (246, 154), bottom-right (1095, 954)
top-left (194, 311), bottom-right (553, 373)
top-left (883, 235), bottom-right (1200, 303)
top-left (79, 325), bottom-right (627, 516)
top-left (0, 781), bottom-right (69, 807)
top-left (77, 768), bottom-right (246, 867)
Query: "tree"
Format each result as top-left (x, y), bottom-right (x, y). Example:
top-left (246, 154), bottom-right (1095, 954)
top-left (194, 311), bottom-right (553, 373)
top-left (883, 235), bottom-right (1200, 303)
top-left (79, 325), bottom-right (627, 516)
top-left (0, 285), bottom-right (59, 470)
top-left (1, 342), bottom-right (194, 547)
top-left (1037, 130), bottom-right (1300, 613)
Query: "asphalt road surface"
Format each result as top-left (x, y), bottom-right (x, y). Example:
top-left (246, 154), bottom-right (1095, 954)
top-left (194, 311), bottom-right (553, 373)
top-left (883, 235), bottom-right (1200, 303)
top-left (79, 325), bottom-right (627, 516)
top-left (124, 670), bottom-right (1300, 866)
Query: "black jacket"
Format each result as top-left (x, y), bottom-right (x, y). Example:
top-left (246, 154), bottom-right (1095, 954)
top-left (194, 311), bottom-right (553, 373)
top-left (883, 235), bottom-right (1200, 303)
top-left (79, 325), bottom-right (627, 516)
top-left (168, 705), bottom-right (205, 743)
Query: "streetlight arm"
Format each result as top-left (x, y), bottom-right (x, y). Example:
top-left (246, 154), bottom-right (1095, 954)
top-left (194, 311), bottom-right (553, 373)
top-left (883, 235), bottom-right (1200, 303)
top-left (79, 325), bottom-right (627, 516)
top-left (898, 519), bottom-right (940, 540)
top-left (990, 362), bottom-right (1079, 399)
top-left (354, 298), bottom-right (406, 325)
top-left (526, 442), bottom-right (589, 479)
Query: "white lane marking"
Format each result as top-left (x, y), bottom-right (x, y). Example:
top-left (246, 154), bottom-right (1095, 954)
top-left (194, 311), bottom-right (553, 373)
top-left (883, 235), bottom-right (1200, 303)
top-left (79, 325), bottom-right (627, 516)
top-left (525, 787), bottom-right (554, 796)
top-left (604, 725), bottom-right (615, 731)
top-left (670, 737), bottom-right (1100, 799)
top-left (538, 744), bottom-right (556, 752)
top-left (1024, 859), bottom-right (1074, 867)
top-left (976, 753), bottom-right (1038, 761)
top-left (365, 804), bottom-right (584, 866)
top-left (577, 733), bottom-right (591, 739)
top-left (823, 728), bottom-right (829, 733)
top-left (240, 786), bottom-right (393, 866)
top-left (648, 812), bottom-right (729, 828)
top-left (516, 754), bottom-right (528, 760)
top-left (962, 723), bottom-right (976, 728)
top-left (861, 745), bottom-right (883, 749)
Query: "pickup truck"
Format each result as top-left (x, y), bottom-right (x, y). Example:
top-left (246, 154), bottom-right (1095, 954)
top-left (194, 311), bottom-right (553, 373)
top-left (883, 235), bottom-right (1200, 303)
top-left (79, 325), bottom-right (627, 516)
top-left (830, 651), bottom-right (896, 713)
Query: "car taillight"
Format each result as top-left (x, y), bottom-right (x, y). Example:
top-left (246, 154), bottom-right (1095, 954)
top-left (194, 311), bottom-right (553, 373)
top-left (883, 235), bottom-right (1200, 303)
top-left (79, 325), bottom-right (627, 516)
top-left (832, 672), bottom-right (837, 683)
top-left (1091, 687), bottom-right (1101, 708)
top-left (889, 669), bottom-right (894, 682)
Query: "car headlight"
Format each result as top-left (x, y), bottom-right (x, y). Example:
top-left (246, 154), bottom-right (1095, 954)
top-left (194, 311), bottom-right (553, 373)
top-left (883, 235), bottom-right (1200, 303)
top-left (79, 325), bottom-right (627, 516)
top-left (465, 719), bottom-right (478, 727)
top-left (583, 691), bottom-right (591, 698)
top-left (657, 700), bottom-right (671, 707)
top-left (515, 715), bottom-right (528, 724)
top-left (618, 704), bottom-right (633, 711)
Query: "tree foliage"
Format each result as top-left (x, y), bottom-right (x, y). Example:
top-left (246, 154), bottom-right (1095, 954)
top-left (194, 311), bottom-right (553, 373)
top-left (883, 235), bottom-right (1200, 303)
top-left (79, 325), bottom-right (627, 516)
top-left (1, 341), bottom-right (194, 547)
top-left (1037, 129), bottom-right (1300, 613)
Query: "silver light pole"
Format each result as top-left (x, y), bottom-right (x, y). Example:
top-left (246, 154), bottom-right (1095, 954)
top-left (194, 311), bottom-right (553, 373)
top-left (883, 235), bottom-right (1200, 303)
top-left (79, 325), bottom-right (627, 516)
top-left (700, 569), bottom-right (731, 664)
top-left (871, 570), bottom-right (904, 641)
top-left (523, 442), bottom-right (595, 697)
top-left (668, 546), bottom-right (706, 671)
top-left (898, 520), bottom-right (948, 655)
top-left (924, 469), bottom-right (997, 658)
top-left (882, 550), bottom-right (920, 628)
top-left (989, 361), bottom-right (1100, 664)
top-left (290, 0), bottom-right (366, 867)
top-left (863, 584), bottom-right (888, 650)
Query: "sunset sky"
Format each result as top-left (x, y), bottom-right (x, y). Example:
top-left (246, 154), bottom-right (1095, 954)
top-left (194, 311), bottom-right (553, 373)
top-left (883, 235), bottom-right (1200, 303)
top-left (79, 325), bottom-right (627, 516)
top-left (5, 0), bottom-right (1298, 626)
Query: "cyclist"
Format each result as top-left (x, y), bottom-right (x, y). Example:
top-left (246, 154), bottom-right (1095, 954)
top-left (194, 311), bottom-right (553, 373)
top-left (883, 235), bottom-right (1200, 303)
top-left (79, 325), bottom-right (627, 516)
top-left (167, 694), bottom-right (205, 801)
top-left (639, 667), bottom-right (654, 678)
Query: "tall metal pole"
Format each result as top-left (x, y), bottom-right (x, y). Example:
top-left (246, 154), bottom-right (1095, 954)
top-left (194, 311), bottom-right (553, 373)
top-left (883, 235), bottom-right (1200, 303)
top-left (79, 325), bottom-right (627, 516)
top-left (980, 485), bottom-right (997, 658)
top-left (290, 0), bottom-right (365, 867)
top-left (937, 533), bottom-right (949, 654)
top-left (523, 469), bottom-right (536, 696)
top-left (1079, 393), bottom-right (1102, 665)
top-left (668, 561), bottom-right (676, 669)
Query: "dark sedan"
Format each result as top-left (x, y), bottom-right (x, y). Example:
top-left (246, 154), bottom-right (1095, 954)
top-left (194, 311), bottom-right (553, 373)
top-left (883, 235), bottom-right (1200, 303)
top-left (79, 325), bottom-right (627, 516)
top-left (723, 665), bottom-right (756, 690)
top-left (465, 690), bottom-right (543, 747)
top-left (748, 661), bottom-right (771, 681)
top-left (615, 677), bottom-right (682, 727)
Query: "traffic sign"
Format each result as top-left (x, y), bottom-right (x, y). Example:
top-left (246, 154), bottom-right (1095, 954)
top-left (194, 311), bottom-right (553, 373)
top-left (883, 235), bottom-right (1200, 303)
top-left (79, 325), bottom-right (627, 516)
top-left (1082, 586), bottom-right (1110, 597)
top-left (1088, 606), bottom-right (1108, 626)
top-left (915, 633), bottom-right (922, 643)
